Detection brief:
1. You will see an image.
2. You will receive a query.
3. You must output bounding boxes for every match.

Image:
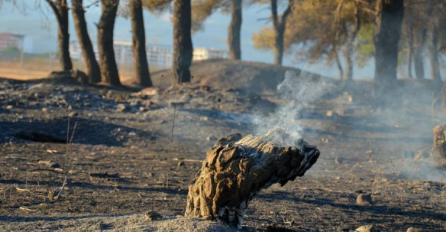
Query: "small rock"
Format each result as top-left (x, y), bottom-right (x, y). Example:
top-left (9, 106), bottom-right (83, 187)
top-left (347, 95), bottom-right (353, 103)
top-left (139, 87), bottom-right (159, 97)
top-left (50, 162), bottom-right (61, 168)
top-left (106, 90), bottom-right (113, 98)
top-left (38, 160), bottom-right (60, 169)
top-left (334, 156), bottom-right (342, 164)
top-left (128, 132), bottom-right (136, 136)
top-left (356, 194), bottom-right (373, 206)
top-left (139, 106), bottom-right (149, 112)
top-left (207, 135), bottom-right (218, 141)
top-left (326, 110), bottom-right (335, 117)
top-left (145, 211), bottom-right (162, 221)
top-left (355, 225), bottom-right (376, 232)
top-left (6, 105), bottom-right (13, 109)
top-left (177, 161), bottom-right (185, 167)
top-left (116, 104), bottom-right (128, 112)
top-left (68, 111), bottom-right (78, 118)
top-left (406, 227), bottom-right (421, 232)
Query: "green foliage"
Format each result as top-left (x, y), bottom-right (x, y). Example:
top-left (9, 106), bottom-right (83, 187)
top-left (142, 0), bottom-right (172, 15)
top-left (2, 46), bottom-right (20, 53)
top-left (192, 0), bottom-right (224, 32)
top-left (355, 23), bottom-right (375, 68)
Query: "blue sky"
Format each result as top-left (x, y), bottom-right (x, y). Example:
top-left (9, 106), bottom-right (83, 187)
top-left (0, 1), bottom-right (375, 79)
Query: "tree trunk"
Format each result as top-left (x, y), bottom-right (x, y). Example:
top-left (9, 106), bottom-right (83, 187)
top-left (273, 25), bottom-right (285, 65)
top-left (271, 0), bottom-right (293, 66)
top-left (184, 133), bottom-right (320, 229)
top-left (428, 26), bottom-right (441, 81)
top-left (373, 0), bottom-right (405, 96)
top-left (228, 0), bottom-right (242, 60)
top-left (130, 0), bottom-right (152, 87)
top-left (407, 28), bottom-right (414, 78)
top-left (47, 0), bottom-right (73, 71)
top-left (98, 0), bottom-right (121, 86)
top-left (335, 50), bottom-right (344, 80)
top-left (344, 1), bottom-right (361, 81)
top-left (442, 82), bottom-right (446, 109)
top-left (72, 0), bottom-right (101, 83)
top-left (172, 0), bottom-right (193, 85)
top-left (344, 51), bottom-right (353, 80)
top-left (414, 28), bottom-right (426, 79)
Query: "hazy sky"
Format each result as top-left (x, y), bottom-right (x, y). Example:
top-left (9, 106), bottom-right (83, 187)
top-left (0, 1), bottom-right (374, 79)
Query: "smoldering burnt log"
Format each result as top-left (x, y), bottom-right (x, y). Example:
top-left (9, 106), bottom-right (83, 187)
top-left (184, 133), bottom-right (320, 228)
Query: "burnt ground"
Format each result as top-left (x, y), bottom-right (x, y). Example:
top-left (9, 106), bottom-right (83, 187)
top-left (1, 62), bottom-right (446, 231)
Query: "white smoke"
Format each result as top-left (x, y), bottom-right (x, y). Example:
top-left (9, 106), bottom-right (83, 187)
top-left (253, 70), bottom-right (335, 147)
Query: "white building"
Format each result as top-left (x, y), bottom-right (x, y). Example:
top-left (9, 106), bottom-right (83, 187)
top-left (0, 33), bottom-right (33, 53)
top-left (146, 44), bottom-right (173, 68)
top-left (193, 48), bottom-right (229, 61)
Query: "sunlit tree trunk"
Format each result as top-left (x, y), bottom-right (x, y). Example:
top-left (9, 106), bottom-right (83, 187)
top-left (373, 0), bottom-right (405, 96)
top-left (72, 0), bottom-right (101, 83)
top-left (46, 0), bottom-right (72, 71)
top-left (228, 0), bottom-right (242, 60)
top-left (271, 0), bottom-right (293, 66)
top-left (98, 0), bottom-right (121, 86)
top-left (173, 0), bottom-right (193, 85)
top-left (130, 0), bottom-right (152, 87)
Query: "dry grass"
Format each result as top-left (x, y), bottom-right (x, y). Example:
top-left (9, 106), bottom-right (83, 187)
top-left (0, 57), bottom-right (165, 83)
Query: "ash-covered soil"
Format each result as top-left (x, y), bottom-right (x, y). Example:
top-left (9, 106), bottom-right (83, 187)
top-left (1, 63), bottom-right (446, 231)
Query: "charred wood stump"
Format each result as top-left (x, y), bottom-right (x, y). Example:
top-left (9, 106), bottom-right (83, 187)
top-left (434, 125), bottom-right (446, 160)
top-left (184, 133), bottom-right (320, 228)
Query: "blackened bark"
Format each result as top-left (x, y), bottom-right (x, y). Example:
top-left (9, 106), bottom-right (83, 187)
top-left (98, 0), bottom-right (121, 86)
top-left (46, 0), bottom-right (73, 71)
top-left (130, 0), bottom-right (152, 87)
top-left (335, 49), bottom-right (344, 80)
top-left (414, 28), bottom-right (426, 79)
top-left (271, 0), bottom-right (293, 66)
top-left (228, 0), bottom-right (242, 60)
top-left (173, 0), bottom-right (193, 85)
top-left (72, 0), bottom-right (101, 83)
top-left (428, 26), bottom-right (441, 81)
top-left (373, 0), bottom-right (405, 96)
